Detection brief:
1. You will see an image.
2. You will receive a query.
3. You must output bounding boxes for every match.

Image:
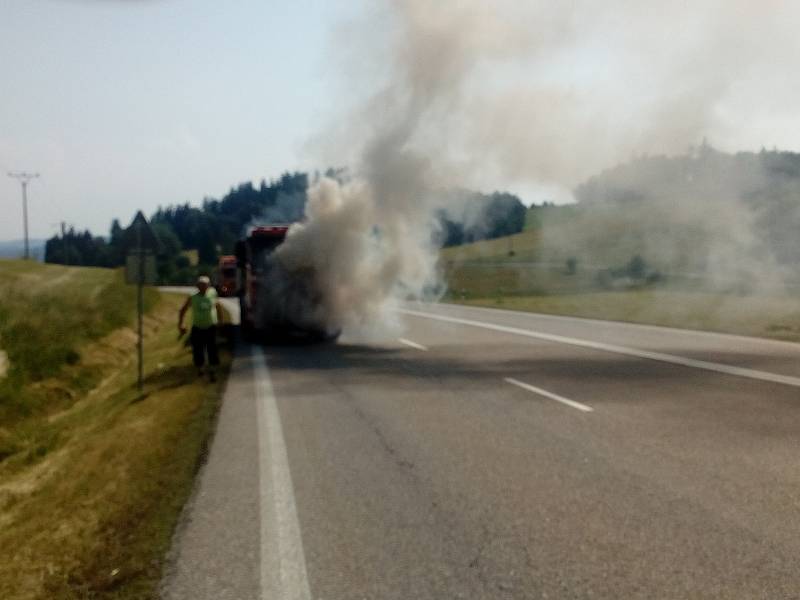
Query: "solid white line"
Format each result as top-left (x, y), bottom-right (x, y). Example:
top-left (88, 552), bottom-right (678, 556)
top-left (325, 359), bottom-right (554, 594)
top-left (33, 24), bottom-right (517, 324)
top-left (252, 346), bottom-right (312, 600)
top-left (398, 337), bottom-right (429, 351)
top-left (401, 308), bottom-right (800, 388)
top-left (505, 377), bottom-right (594, 412)
top-left (437, 301), bottom-right (800, 351)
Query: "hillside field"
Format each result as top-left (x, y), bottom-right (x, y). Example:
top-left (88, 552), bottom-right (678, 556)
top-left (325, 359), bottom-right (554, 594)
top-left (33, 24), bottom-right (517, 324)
top-left (440, 225), bottom-right (800, 342)
top-left (0, 260), bottom-right (229, 599)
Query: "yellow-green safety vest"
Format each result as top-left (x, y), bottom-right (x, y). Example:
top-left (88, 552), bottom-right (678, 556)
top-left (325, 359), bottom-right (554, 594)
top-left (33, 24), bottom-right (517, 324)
top-left (191, 288), bottom-right (218, 328)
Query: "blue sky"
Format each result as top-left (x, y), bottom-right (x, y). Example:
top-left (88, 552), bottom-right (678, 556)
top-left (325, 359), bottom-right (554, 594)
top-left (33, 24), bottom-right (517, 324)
top-left (3, 1), bottom-right (800, 242)
top-left (0, 0), bottom-right (351, 241)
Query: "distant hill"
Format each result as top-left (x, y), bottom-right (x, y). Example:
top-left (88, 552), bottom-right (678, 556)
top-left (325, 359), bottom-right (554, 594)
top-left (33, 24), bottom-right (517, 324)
top-left (443, 144), bottom-right (800, 294)
top-left (544, 144), bottom-right (800, 291)
top-left (575, 143), bottom-right (800, 212)
top-left (0, 239), bottom-right (46, 261)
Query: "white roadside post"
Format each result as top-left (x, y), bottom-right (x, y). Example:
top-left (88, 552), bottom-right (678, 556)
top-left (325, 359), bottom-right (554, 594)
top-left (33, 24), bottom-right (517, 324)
top-left (123, 211), bottom-right (160, 392)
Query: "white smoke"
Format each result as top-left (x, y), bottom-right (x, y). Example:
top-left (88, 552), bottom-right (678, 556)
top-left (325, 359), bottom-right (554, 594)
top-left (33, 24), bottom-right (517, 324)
top-left (254, 191), bottom-right (306, 226)
top-left (269, 0), bottom-right (800, 334)
top-left (274, 169), bottom-right (443, 338)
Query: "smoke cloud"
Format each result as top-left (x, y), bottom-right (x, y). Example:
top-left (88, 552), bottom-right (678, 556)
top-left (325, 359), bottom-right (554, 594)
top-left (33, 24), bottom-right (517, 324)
top-left (269, 1), bottom-right (800, 335)
top-left (250, 191), bottom-right (307, 226)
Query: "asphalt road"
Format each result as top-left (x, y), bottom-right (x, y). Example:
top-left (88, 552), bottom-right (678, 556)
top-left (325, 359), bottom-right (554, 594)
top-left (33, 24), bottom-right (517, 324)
top-left (160, 302), bottom-right (800, 600)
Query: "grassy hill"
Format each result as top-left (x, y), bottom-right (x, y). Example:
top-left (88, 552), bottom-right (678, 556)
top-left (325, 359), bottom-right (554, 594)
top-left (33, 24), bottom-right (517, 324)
top-left (439, 226), bottom-right (800, 342)
top-left (440, 228), bottom-right (541, 263)
top-left (439, 204), bottom-right (578, 265)
top-left (0, 260), bottom-right (157, 424)
top-left (0, 260), bottom-right (228, 599)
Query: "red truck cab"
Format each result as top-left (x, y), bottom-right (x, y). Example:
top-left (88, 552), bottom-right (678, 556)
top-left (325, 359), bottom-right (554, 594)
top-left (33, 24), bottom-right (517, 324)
top-left (216, 255), bottom-right (239, 297)
top-left (235, 225), bottom-right (290, 335)
top-left (234, 225), bottom-right (339, 342)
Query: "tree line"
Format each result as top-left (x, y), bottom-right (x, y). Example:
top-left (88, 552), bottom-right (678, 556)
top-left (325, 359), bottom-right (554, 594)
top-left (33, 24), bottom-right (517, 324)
top-left (44, 171), bottom-right (527, 283)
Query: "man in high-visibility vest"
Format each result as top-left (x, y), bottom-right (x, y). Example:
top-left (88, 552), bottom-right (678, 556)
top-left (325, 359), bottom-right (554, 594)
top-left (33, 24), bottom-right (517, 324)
top-left (178, 276), bottom-right (224, 382)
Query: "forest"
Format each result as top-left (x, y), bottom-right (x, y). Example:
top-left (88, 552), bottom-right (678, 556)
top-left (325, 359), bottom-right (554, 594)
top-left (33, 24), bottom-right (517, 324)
top-left (44, 171), bottom-right (527, 283)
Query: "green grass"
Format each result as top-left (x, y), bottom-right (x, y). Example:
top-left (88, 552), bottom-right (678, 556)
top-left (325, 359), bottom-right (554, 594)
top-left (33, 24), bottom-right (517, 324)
top-left (440, 229), bottom-right (542, 263)
top-left (0, 260), bottom-right (158, 424)
top-left (440, 206), bottom-right (582, 264)
top-left (449, 289), bottom-right (800, 341)
top-left (443, 261), bottom-right (599, 299)
top-left (440, 231), bottom-right (800, 342)
top-left (524, 204), bottom-right (579, 232)
top-left (0, 291), bottom-right (230, 600)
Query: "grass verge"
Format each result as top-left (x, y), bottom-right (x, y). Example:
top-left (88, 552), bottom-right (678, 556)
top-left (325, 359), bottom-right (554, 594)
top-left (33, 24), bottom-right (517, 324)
top-left (441, 232), bottom-right (800, 341)
top-left (446, 289), bottom-right (800, 341)
top-left (0, 260), bottom-right (159, 425)
top-left (0, 288), bottom-right (230, 599)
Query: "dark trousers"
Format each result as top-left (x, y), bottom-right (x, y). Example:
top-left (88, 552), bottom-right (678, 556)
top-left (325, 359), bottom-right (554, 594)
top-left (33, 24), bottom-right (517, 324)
top-left (191, 326), bottom-right (219, 368)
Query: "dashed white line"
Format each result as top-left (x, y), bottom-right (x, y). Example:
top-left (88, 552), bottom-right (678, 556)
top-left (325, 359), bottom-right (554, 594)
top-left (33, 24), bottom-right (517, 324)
top-left (401, 308), bottom-right (800, 388)
top-left (505, 377), bottom-right (594, 412)
top-left (398, 337), bottom-right (429, 351)
top-left (252, 346), bottom-right (312, 600)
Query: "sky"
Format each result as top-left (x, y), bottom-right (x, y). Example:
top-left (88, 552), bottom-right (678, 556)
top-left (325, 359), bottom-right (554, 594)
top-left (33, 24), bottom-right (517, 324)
top-left (3, 0), bottom-right (800, 242)
top-left (0, 0), bottom-right (350, 241)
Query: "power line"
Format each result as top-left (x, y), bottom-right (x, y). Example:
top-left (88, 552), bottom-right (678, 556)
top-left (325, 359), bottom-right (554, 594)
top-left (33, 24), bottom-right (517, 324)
top-left (7, 171), bottom-right (40, 259)
top-left (32, 175), bottom-right (65, 226)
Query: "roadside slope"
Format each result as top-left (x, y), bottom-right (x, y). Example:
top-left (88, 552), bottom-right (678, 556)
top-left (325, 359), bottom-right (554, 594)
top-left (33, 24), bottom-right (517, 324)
top-left (0, 261), bottom-right (230, 599)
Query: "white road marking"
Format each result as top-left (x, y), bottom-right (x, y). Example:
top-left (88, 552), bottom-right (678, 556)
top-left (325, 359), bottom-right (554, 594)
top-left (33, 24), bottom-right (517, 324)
top-left (437, 301), bottom-right (800, 351)
top-left (252, 346), bottom-right (312, 600)
top-left (401, 308), bottom-right (800, 389)
top-left (398, 337), bottom-right (429, 351)
top-left (505, 377), bottom-right (594, 412)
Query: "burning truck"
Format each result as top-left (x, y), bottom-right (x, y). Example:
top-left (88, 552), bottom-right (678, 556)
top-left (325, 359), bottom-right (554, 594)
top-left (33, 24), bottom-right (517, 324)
top-left (234, 225), bottom-right (340, 342)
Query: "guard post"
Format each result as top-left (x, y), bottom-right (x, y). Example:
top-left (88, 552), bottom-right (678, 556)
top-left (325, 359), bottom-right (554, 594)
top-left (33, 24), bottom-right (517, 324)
top-left (123, 211), bottom-right (160, 392)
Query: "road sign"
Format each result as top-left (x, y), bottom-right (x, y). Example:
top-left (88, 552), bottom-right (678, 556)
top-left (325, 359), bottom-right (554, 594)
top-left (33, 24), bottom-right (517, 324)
top-left (123, 211), bottom-right (161, 393)
top-left (123, 211), bottom-right (161, 252)
top-left (125, 252), bottom-right (157, 285)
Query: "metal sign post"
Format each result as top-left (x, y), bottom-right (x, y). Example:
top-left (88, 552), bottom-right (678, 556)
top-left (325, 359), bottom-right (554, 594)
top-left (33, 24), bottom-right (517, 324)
top-left (124, 212), bottom-right (159, 392)
top-left (137, 221), bottom-right (144, 391)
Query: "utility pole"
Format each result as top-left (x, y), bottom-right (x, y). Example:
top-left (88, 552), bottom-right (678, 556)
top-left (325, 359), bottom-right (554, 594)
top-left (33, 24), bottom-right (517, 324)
top-left (61, 221), bottom-right (69, 266)
top-left (7, 171), bottom-right (40, 259)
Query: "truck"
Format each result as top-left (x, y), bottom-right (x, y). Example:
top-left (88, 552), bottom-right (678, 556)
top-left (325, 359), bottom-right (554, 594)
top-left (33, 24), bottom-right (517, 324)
top-left (234, 225), bottom-right (339, 342)
top-left (215, 255), bottom-right (238, 297)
